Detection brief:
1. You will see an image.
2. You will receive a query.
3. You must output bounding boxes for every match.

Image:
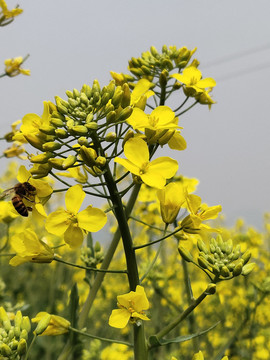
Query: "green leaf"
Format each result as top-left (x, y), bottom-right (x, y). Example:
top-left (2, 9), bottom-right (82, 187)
top-left (148, 321), bottom-right (220, 348)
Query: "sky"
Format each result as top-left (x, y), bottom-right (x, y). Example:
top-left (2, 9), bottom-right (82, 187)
top-left (1, 0), bottom-right (270, 229)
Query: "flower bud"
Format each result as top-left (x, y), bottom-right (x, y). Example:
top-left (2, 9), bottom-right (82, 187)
top-left (242, 251), bottom-right (251, 264)
top-left (106, 110), bottom-right (117, 124)
top-left (30, 152), bottom-right (54, 164)
top-left (157, 130), bottom-right (175, 146)
top-left (70, 125), bottom-right (88, 135)
top-left (80, 92), bottom-right (89, 105)
top-left (42, 141), bottom-right (62, 151)
top-left (20, 329), bottom-right (28, 340)
top-left (159, 69), bottom-right (168, 87)
top-left (34, 314), bottom-right (51, 335)
top-left (121, 83), bottom-right (131, 108)
top-left (17, 339), bottom-right (27, 355)
top-left (86, 113), bottom-right (94, 123)
top-left (178, 246), bottom-right (193, 262)
top-left (241, 263), bottom-right (256, 276)
top-left (14, 311), bottom-right (22, 329)
top-left (78, 137), bottom-right (88, 146)
top-left (150, 46), bottom-right (158, 57)
top-left (220, 265), bottom-right (230, 278)
top-left (95, 156), bottom-right (106, 168)
top-left (233, 262), bottom-right (243, 277)
top-left (55, 129), bottom-right (69, 139)
top-left (197, 239), bottom-right (209, 254)
top-left (48, 158), bottom-right (64, 170)
top-left (101, 92), bottom-right (111, 106)
top-left (73, 88), bottom-right (80, 98)
top-left (85, 122), bottom-right (98, 130)
top-left (39, 125), bottom-right (56, 135)
top-left (129, 68), bottom-right (143, 76)
top-left (198, 256), bottom-right (209, 270)
top-left (0, 344), bottom-right (12, 356)
top-left (105, 132), bottom-right (117, 142)
top-left (116, 106), bottom-right (133, 122)
top-left (111, 88), bottom-right (123, 107)
top-left (123, 130), bottom-right (134, 146)
top-left (80, 146), bottom-right (97, 167)
top-left (205, 283), bottom-right (216, 295)
top-left (30, 163), bottom-right (52, 178)
top-left (62, 155), bottom-right (77, 169)
top-left (106, 80), bottom-right (116, 98)
top-left (24, 134), bottom-right (44, 151)
top-left (50, 118), bottom-right (65, 127)
top-left (21, 316), bottom-right (31, 333)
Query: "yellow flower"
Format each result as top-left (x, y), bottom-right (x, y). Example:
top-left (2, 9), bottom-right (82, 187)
top-left (171, 67), bottom-right (216, 94)
top-left (9, 229), bottom-right (54, 266)
top-left (0, 0), bottom-right (23, 19)
top-left (32, 312), bottom-right (70, 336)
top-left (157, 182), bottom-right (186, 224)
top-left (109, 285), bottom-right (150, 328)
top-left (45, 184), bottom-right (107, 248)
top-left (3, 142), bottom-right (25, 159)
top-left (115, 137), bottom-right (178, 189)
top-left (4, 57), bottom-right (30, 77)
top-left (0, 201), bottom-right (18, 223)
top-left (127, 106), bottom-right (179, 132)
top-left (56, 166), bottom-right (88, 184)
top-left (195, 89), bottom-right (216, 109)
top-left (181, 194), bottom-right (222, 233)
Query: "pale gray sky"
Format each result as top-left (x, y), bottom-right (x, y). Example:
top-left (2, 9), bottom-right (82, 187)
top-left (1, 0), bottom-right (270, 228)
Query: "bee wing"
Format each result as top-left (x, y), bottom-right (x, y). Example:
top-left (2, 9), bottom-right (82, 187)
top-left (0, 187), bottom-right (15, 200)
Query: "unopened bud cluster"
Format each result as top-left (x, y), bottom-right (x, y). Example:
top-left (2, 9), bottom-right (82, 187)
top-left (127, 45), bottom-right (197, 81)
top-left (0, 307), bottom-right (30, 358)
top-left (80, 242), bottom-right (104, 268)
top-left (28, 79), bottom-right (134, 177)
top-left (179, 235), bottom-right (255, 280)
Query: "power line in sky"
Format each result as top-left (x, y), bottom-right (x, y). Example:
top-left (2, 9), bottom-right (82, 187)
top-left (216, 61), bottom-right (270, 82)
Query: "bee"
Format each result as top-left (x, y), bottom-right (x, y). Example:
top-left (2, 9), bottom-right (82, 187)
top-left (0, 182), bottom-right (37, 217)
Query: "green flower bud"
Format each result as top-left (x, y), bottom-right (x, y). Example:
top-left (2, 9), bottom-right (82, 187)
top-left (92, 92), bottom-right (101, 105)
top-left (233, 262), bottom-right (243, 277)
top-left (56, 102), bottom-right (69, 115)
top-left (48, 158), bottom-right (65, 170)
top-left (43, 141), bottom-right (62, 151)
top-left (80, 92), bottom-right (89, 105)
top-left (159, 69), bottom-right (168, 87)
top-left (14, 311), bottom-right (22, 329)
top-left (121, 83), bottom-right (131, 108)
top-left (123, 129), bottom-right (134, 146)
top-left (116, 106), bottom-right (133, 122)
top-left (14, 326), bottom-right (21, 338)
top-left (212, 264), bottom-right (220, 275)
top-left (30, 163), bottom-right (52, 178)
top-left (21, 316), bottom-right (31, 333)
top-left (197, 239), bottom-right (209, 254)
top-left (177, 60), bottom-right (188, 69)
top-left (198, 256), bottom-right (209, 269)
top-left (141, 65), bottom-right (152, 75)
top-left (51, 111), bottom-right (66, 121)
top-left (9, 339), bottom-right (18, 350)
top-left (30, 152), bottom-right (54, 164)
top-left (95, 156), bottom-right (106, 168)
top-left (20, 329), bottom-right (28, 340)
top-left (178, 246), bottom-right (193, 262)
top-left (24, 134), bottom-right (45, 151)
top-left (34, 314), bottom-right (51, 336)
top-left (82, 84), bottom-right (92, 98)
top-left (85, 122), bottom-right (98, 130)
top-left (106, 110), bottom-right (117, 124)
top-left (111, 87), bottom-right (123, 107)
top-left (0, 343), bottom-right (12, 356)
top-left (55, 128), bottom-right (69, 139)
top-left (106, 80), bottom-right (116, 98)
top-left (8, 328), bottom-right (15, 340)
top-left (104, 102), bottom-right (114, 115)
top-left (66, 90), bottom-right (74, 98)
top-left (129, 68), bottom-right (143, 77)
top-left (50, 118), bottom-right (65, 127)
top-left (92, 79), bottom-right (101, 93)
top-left (86, 113), bottom-right (94, 123)
top-left (242, 251), bottom-right (252, 264)
top-left (150, 46), bottom-right (158, 57)
top-left (70, 125), bottom-right (88, 135)
top-left (101, 92), bottom-right (111, 106)
top-left (80, 146), bottom-right (97, 167)
top-left (241, 263), bottom-right (256, 276)
top-left (94, 241), bottom-right (101, 252)
top-left (78, 137), bottom-right (88, 146)
top-left (3, 319), bottom-right (11, 332)
top-left (72, 88), bottom-right (80, 98)
top-left (62, 155), bottom-right (77, 169)
top-left (105, 132), bottom-right (117, 142)
top-left (39, 125), bottom-right (56, 135)
top-left (220, 265), bottom-right (230, 278)
top-left (17, 338), bottom-right (27, 355)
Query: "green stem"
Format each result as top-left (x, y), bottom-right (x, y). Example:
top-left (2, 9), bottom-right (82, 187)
top-left (69, 326), bottom-right (133, 347)
top-left (134, 226), bottom-right (183, 250)
top-left (24, 333), bottom-right (37, 360)
top-left (53, 256), bottom-right (128, 274)
top-left (77, 183), bottom-right (141, 329)
top-left (151, 284), bottom-right (214, 344)
top-left (175, 100), bottom-right (199, 117)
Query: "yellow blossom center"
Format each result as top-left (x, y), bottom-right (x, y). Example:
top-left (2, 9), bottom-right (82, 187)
top-left (148, 115), bottom-right (159, 128)
top-left (139, 162), bottom-right (149, 175)
top-left (189, 76), bottom-right (199, 86)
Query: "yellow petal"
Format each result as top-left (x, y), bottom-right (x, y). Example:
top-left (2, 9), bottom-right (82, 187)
top-left (114, 157), bottom-right (140, 176)
top-left (64, 224), bottom-right (84, 248)
top-left (17, 165), bottom-right (31, 183)
top-left (109, 309), bottom-right (130, 329)
top-left (124, 138), bottom-right (149, 167)
top-left (45, 209), bottom-right (70, 236)
top-left (77, 206), bottom-right (107, 232)
top-left (65, 185), bottom-right (85, 214)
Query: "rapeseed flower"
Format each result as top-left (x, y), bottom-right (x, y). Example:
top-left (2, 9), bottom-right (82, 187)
top-left (32, 312), bottom-right (70, 336)
top-left (0, 0), bottom-right (23, 19)
top-left (171, 67), bottom-right (216, 94)
top-left (4, 57), bottom-right (30, 77)
top-left (115, 137), bottom-right (178, 189)
top-left (45, 184), bottom-right (107, 248)
top-left (109, 285), bottom-right (150, 328)
top-left (9, 229), bottom-right (54, 266)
